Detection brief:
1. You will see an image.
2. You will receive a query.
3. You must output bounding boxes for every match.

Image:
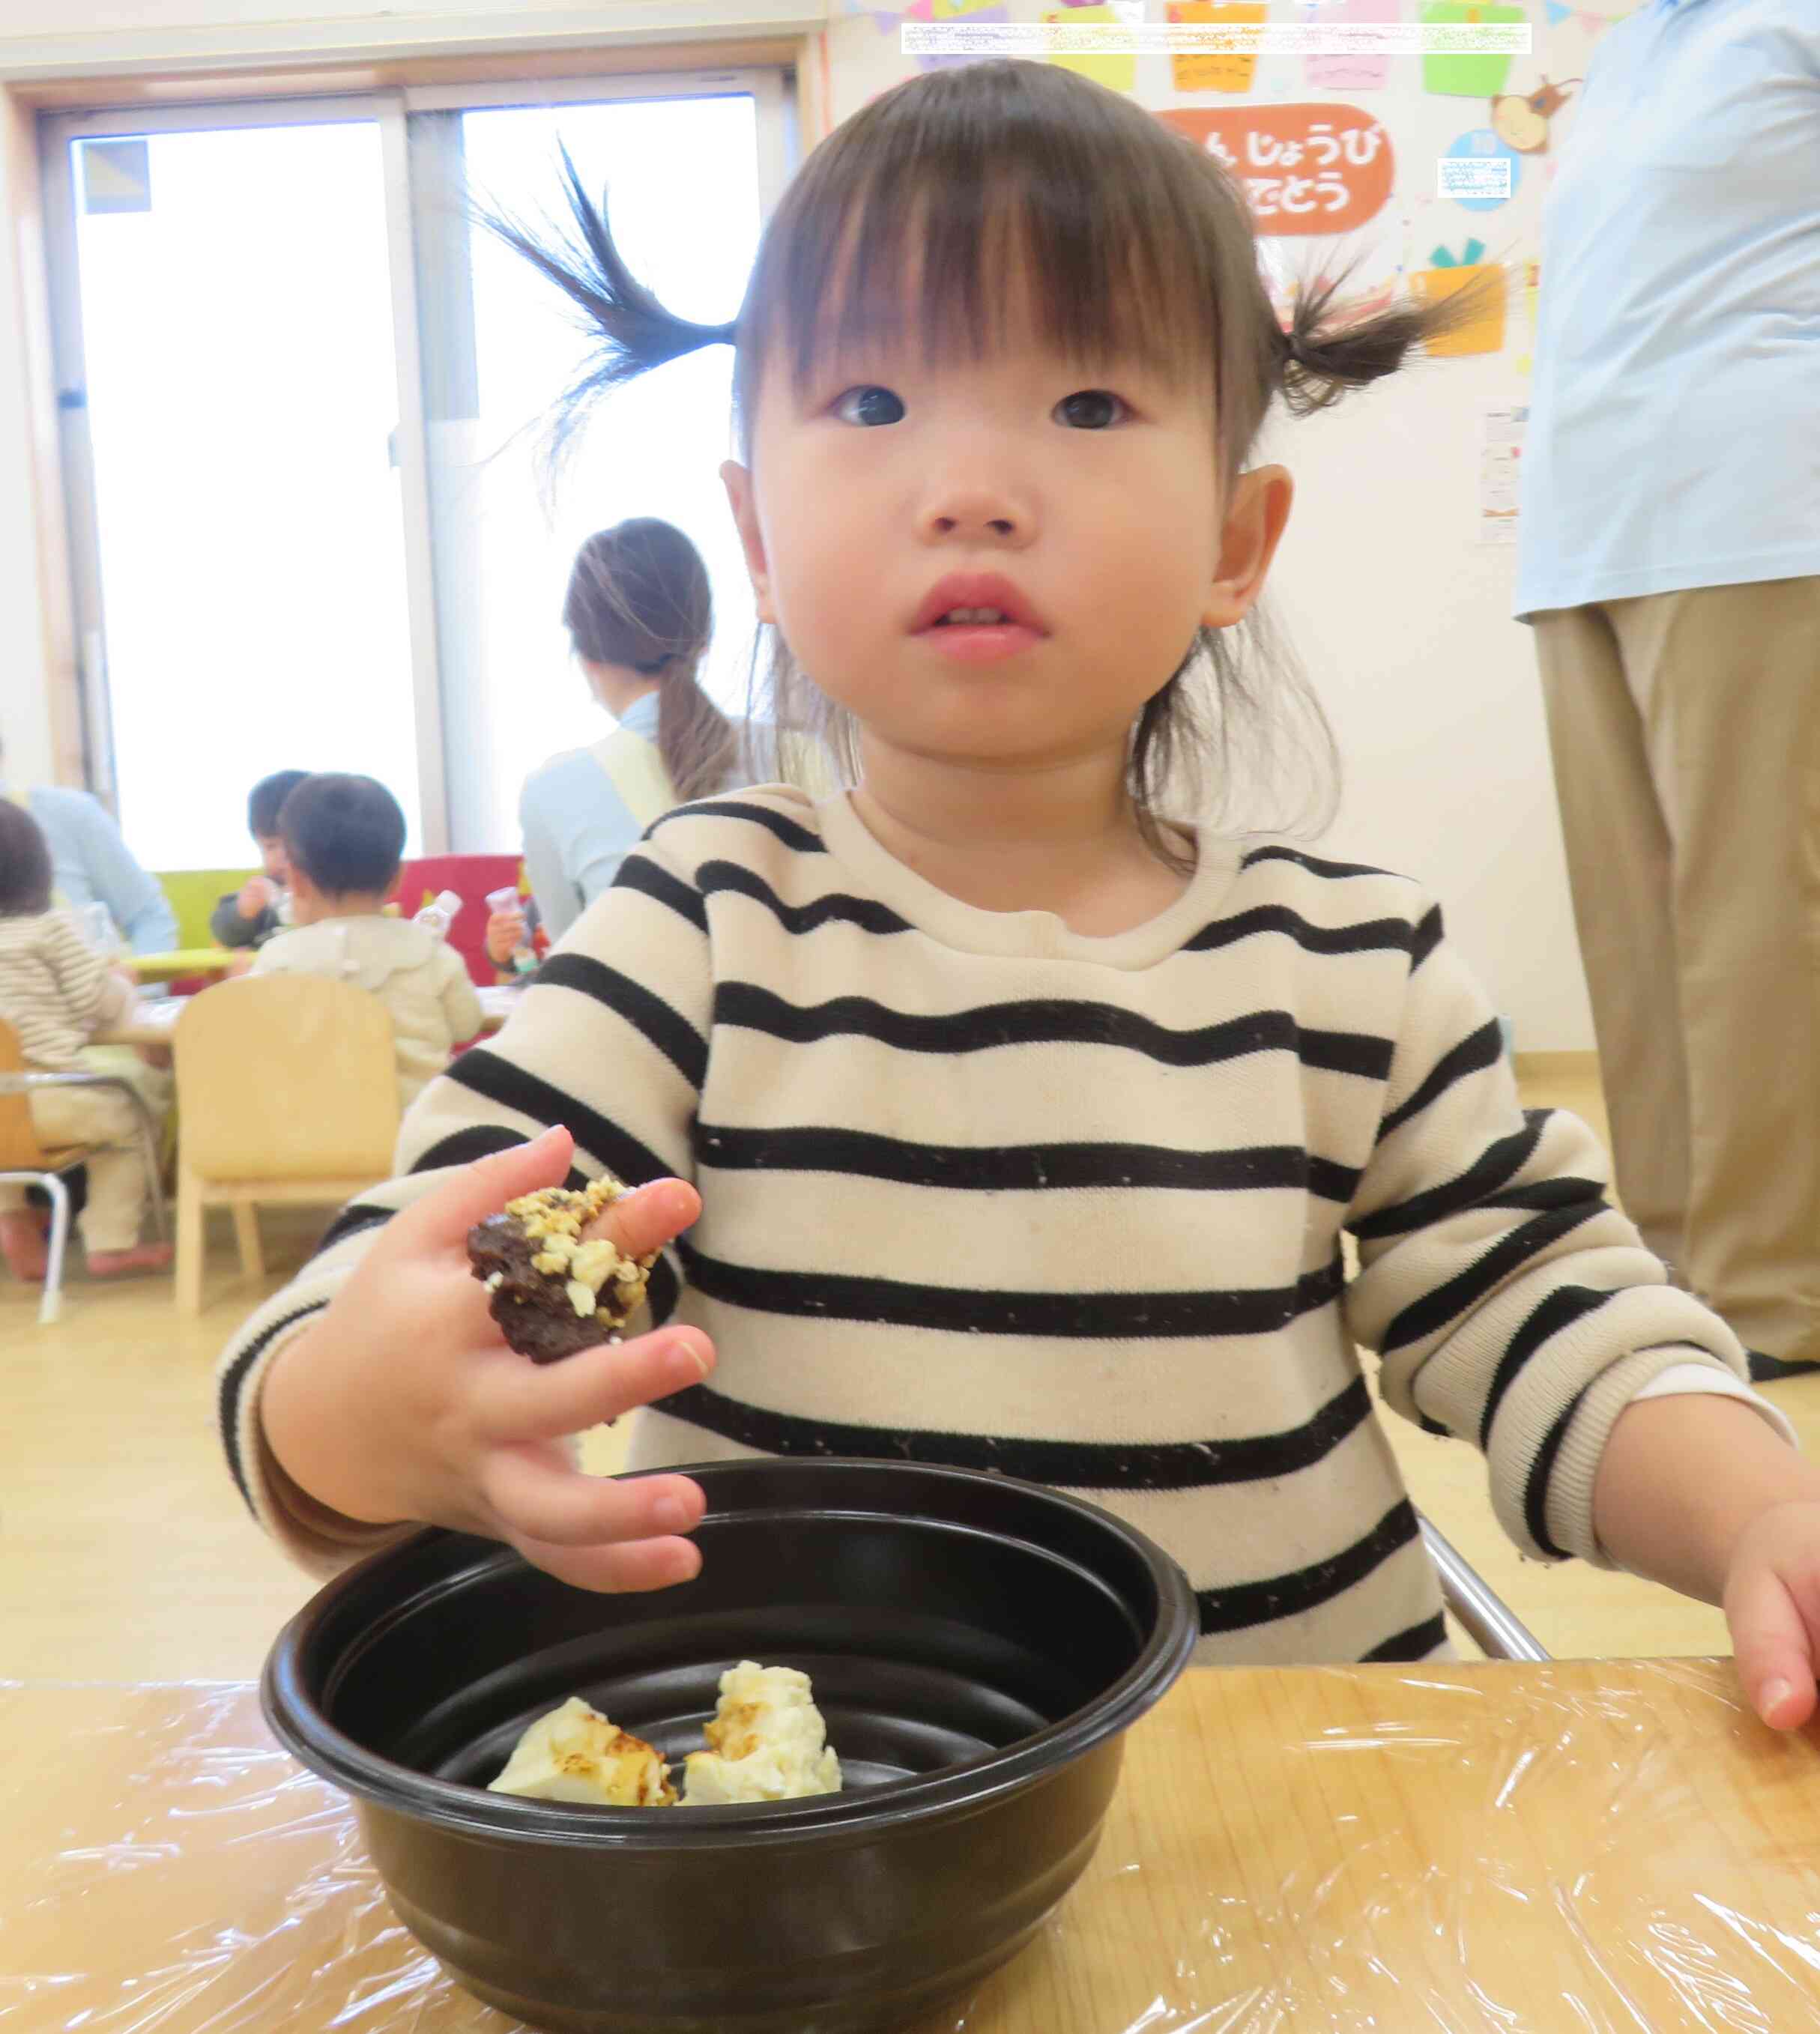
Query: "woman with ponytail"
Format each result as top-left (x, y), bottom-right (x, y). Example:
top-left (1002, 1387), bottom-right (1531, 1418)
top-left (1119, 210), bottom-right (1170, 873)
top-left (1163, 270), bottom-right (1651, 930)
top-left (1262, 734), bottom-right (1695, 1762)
top-left (230, 60), bottom-right (1820, 1731)
top-left (484, 517), bottom-right (748, 963)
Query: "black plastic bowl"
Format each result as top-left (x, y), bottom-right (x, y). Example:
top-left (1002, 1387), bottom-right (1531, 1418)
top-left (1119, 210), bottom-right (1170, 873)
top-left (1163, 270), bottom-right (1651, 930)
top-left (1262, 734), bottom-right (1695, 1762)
top-left (261, 1459), bottom-right (1197, 2034)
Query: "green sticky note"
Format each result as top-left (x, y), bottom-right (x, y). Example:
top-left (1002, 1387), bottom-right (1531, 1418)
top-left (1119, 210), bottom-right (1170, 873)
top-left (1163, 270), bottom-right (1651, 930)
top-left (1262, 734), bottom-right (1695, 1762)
top-left (1420, 1), bottom-right (1523, 97)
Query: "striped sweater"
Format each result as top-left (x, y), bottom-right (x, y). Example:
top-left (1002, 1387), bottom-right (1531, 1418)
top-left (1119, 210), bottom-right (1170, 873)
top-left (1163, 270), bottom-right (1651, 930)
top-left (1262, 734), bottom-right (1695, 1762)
top-left (0, 907), bottom-right (132, 1071)
top-left (217, 788), bottom-right (1753, 1665)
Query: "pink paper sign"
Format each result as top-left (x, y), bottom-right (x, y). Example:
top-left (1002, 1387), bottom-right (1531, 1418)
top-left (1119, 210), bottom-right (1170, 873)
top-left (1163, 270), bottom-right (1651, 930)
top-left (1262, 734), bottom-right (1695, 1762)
top-left (1304, 0), bottom-right (1400, 93)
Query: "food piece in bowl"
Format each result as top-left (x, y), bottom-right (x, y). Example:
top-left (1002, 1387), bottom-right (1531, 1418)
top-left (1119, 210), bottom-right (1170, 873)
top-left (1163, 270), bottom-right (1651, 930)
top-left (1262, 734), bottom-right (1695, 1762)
top-left (682, 1660), bottom-right (844, 1806)
top-left (465, 1174), bottom-right (656, 1364)
top-left (487, 1696), bottom-right (677, 1806)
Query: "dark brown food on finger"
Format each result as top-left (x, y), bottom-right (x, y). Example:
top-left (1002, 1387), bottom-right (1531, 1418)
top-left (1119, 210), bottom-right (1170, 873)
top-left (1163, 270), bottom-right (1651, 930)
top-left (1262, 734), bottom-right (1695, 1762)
top-left (466, 1174), bottom-right (656, 1364)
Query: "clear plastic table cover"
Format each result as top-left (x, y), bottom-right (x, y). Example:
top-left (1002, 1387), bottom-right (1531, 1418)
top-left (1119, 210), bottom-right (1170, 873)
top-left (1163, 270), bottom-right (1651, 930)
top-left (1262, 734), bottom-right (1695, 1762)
top-left (4, 1660), bottom-right (1818, 2034)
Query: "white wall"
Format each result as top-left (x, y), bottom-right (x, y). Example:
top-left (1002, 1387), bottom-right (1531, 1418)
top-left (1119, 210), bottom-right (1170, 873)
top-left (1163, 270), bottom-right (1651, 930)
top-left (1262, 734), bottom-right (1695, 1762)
top-left (0, 2), bottom-right (825, 73)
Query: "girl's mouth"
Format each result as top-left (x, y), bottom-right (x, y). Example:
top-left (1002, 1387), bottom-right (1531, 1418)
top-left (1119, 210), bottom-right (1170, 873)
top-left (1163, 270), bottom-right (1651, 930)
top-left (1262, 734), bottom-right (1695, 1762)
top-left (916, 610), bottom-right (1044, 663)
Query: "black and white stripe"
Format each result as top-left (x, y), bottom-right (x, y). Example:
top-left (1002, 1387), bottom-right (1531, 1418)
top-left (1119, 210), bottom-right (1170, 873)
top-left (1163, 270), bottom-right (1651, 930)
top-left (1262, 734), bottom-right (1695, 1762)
top-left (214, 787), bottom-right (1743, 1659)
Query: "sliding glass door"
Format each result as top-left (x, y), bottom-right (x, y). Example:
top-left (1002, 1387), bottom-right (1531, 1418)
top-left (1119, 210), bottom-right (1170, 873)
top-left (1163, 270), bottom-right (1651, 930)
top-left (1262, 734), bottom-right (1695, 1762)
top-left (43, 101), bottom-right (431, 865)
top-left (409, 73), bottom-right (785, 853)
top-left (41, 68), bottom-right (792, 867)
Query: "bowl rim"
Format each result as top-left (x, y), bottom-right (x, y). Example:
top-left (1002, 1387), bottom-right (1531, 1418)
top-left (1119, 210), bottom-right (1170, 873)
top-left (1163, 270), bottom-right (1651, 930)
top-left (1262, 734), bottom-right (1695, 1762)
top-left (261, 1458), bottom-right (1199, 1850)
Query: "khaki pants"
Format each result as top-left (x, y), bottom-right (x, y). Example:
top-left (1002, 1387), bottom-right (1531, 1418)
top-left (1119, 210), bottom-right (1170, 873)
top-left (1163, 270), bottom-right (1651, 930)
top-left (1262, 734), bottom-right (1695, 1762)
top-left (1532, 576), bottom-right (1820, 1363)
top-left (0, 1053), bottom-right (171, 1253)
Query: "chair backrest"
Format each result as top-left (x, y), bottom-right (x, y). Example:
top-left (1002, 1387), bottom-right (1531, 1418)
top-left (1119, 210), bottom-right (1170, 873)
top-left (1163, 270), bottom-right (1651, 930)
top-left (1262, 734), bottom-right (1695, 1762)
top-left (173, 975), bottom-right (400, 1181)
top-left (155, 868), bottom-right (260, 951)
top-left (389, 853), bottom-right (521, 987)
top-left (0, 1020), bottom-right (52, 1169)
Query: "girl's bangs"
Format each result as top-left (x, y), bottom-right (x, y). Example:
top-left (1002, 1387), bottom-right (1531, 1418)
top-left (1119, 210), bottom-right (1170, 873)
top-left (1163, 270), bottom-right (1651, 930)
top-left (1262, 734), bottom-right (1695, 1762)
top-left (752, 76), bottom-right (1224, 400)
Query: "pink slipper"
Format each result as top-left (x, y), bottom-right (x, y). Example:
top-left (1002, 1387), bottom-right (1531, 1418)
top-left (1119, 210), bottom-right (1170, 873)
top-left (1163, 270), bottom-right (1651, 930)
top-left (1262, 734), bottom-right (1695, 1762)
top-left (1, 1211), bottom-right (50, 1283)
top-left (85, 1242), bottom-right (175, 1278)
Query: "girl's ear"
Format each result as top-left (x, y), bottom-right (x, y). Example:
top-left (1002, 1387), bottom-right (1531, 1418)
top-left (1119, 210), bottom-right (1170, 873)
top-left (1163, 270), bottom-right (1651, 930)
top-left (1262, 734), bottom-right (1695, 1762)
top-left (721, 460), bottom-right (777, 623)
top-left (1203, 464), bottom-right (1294, 629)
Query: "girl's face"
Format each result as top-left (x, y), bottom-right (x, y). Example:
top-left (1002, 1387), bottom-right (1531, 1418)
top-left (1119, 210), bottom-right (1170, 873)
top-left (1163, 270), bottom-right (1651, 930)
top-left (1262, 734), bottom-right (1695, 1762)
top-left (723, 297), bottom-right (1291, 783)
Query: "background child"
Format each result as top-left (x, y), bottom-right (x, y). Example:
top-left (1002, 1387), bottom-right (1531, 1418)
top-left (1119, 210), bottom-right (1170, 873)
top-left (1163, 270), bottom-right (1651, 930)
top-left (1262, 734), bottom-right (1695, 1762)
top-left (0, 799), bottom-right (172, 1279)
top-left (211, 768), bottom-right (309, 951)
top-left (226, 61), bottom-right (1820, 1731)
top-left (250, 774), bottom-right (483, 1110)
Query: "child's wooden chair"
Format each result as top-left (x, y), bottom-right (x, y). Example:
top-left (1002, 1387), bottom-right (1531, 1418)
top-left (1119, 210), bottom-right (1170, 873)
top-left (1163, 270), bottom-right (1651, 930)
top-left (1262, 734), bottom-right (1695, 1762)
top-left (171, 976), bottom-right (401, 1316)
top-left (0, 1020), bottom-right (168, 1325)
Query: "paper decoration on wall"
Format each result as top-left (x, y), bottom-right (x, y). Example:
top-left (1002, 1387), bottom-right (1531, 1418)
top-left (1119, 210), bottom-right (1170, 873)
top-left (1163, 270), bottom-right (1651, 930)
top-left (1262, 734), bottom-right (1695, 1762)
top-left (900, 0), bottom-right (1011, 69)
top-left (1479, 402), bottom-right (1526, 542)
top-left (1420, 1), bottom-right (1523, 97)
top-left (1168, 3), bottom-right (1269, 95)
top-left (1443, 127), bottom-right (1522, 211)
top-left (1044, 2), bottom-right (1139, 92)
top-left (1158, 104), bottom-right (1394, 234)
top-left (1409, 253), bottom-right (1508, 355)
top-left (1303, 0), bottom-right (1400, 93)
top-left (1490, 76), bottom-right (1579, 152)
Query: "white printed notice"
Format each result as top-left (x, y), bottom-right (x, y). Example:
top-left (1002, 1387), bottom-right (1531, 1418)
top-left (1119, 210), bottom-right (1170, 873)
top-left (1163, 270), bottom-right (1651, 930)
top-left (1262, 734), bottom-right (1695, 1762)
top-left (1480, 403), bottom-right (1526, 544)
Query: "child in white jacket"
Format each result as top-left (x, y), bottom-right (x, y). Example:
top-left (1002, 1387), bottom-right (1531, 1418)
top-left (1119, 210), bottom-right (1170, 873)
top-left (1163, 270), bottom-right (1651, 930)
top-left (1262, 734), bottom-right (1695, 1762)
top-left (250, 775), bottom-right (482, 1110)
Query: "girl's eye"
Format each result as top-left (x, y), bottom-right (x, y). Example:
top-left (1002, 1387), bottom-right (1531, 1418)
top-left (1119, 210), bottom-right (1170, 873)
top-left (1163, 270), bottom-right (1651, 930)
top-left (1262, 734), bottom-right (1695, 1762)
top-left (1054, 389), bottom-right (1128, 430)
top-left (832, 385), bottom-right (906, 427)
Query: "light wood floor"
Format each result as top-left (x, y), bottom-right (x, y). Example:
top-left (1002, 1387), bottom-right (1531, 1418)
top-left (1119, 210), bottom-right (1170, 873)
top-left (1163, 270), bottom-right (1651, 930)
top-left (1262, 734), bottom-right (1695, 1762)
top-left (4, 1056), bottom-right (1815, 1682)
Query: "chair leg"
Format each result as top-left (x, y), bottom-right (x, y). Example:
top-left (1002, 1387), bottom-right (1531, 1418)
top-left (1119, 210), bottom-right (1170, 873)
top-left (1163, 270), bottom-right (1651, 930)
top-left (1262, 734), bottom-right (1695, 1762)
top-left (175, 1163), bottom-right (205, 1317)
top-left (38, 1172), bottom-right (71, 1327)
top-left (133, 1103), bottom-right (169, 1245)
top-left (232, 1202), bottom-right (264, 1282)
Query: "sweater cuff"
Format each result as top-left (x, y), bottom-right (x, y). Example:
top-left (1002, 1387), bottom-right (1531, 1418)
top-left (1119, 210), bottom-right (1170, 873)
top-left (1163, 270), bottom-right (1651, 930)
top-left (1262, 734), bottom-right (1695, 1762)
top-left (1534, 1343), bottom-right (1769, 1570)
top-left (220, 1283), bottom-right (414, 1582)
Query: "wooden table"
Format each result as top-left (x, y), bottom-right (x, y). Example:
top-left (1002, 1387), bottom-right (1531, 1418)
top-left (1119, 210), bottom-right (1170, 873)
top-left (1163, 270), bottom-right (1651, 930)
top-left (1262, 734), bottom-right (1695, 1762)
top-left (3, 1659), bottom-right (1816, 2030)
top-left (95, 982), bottom-right (518, 1049)
top-left (123, 948), bottom-right (241, 983)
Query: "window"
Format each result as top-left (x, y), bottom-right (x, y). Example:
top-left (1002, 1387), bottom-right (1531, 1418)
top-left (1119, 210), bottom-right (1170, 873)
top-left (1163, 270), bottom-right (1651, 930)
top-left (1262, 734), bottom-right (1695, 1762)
top-left (43, 68), bottom-right (792, 868)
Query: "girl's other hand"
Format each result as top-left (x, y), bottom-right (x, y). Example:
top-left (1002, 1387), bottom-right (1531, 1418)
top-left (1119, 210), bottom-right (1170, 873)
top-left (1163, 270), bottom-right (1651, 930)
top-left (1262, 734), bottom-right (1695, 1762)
top-left (259, 1128), bottom-right (716, 1593)
top-left (1723, 1502), bottom-right (1820, 1731)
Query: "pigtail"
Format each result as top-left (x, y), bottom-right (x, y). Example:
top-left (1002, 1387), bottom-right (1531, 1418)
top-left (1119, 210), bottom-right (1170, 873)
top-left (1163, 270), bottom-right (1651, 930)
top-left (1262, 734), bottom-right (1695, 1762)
top-left (1275, 259), bottom-right (1507, 417)
top-left (476, 146), bottom-right (736, 471)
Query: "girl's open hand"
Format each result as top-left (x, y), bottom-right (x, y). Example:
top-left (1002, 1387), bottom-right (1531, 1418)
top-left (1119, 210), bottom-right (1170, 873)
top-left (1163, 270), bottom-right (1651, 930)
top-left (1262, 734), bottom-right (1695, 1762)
top-left (259, 1126), bottom-right (716, 1593)
top-left (1724, 1503), bottom-right (1820, 1731)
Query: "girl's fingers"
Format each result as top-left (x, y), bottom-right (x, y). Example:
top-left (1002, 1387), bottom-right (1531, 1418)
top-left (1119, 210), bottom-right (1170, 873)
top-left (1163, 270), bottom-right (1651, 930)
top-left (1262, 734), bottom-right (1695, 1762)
top-left (482, 1446), bottom-right (707, 1549)
top-left (472, 1327), bottom-right (715, 1444)
top-left (1725, 1564), bottom-right (1819, 1729)
top-left (581, 1178), bottom-right (703, 1260)
top-left (389, 1126), bottom-right (575, 1253)
top-left (510, 1528), bottom-right (705, 1596)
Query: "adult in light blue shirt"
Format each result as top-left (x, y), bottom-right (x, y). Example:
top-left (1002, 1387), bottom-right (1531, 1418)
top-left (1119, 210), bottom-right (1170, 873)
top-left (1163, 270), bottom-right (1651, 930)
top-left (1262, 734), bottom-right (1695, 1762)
top-left (0, 745), bottom-right (178, 956)
top-left (1516, 0), bottom-right (1819, 1380)
top-left (518, 687), bottom-right (672, 947)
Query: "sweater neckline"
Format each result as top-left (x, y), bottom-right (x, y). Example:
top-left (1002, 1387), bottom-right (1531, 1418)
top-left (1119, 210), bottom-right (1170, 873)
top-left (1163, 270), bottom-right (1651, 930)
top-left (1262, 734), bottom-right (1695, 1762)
top-left (814, 790), bottom-right (1242, 970)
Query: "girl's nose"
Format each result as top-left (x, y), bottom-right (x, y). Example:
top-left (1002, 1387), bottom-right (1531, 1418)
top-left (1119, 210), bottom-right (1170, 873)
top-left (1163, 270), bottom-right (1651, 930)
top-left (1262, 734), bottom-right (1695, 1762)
top-left (919, 489), bottom-right (1030, 545)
